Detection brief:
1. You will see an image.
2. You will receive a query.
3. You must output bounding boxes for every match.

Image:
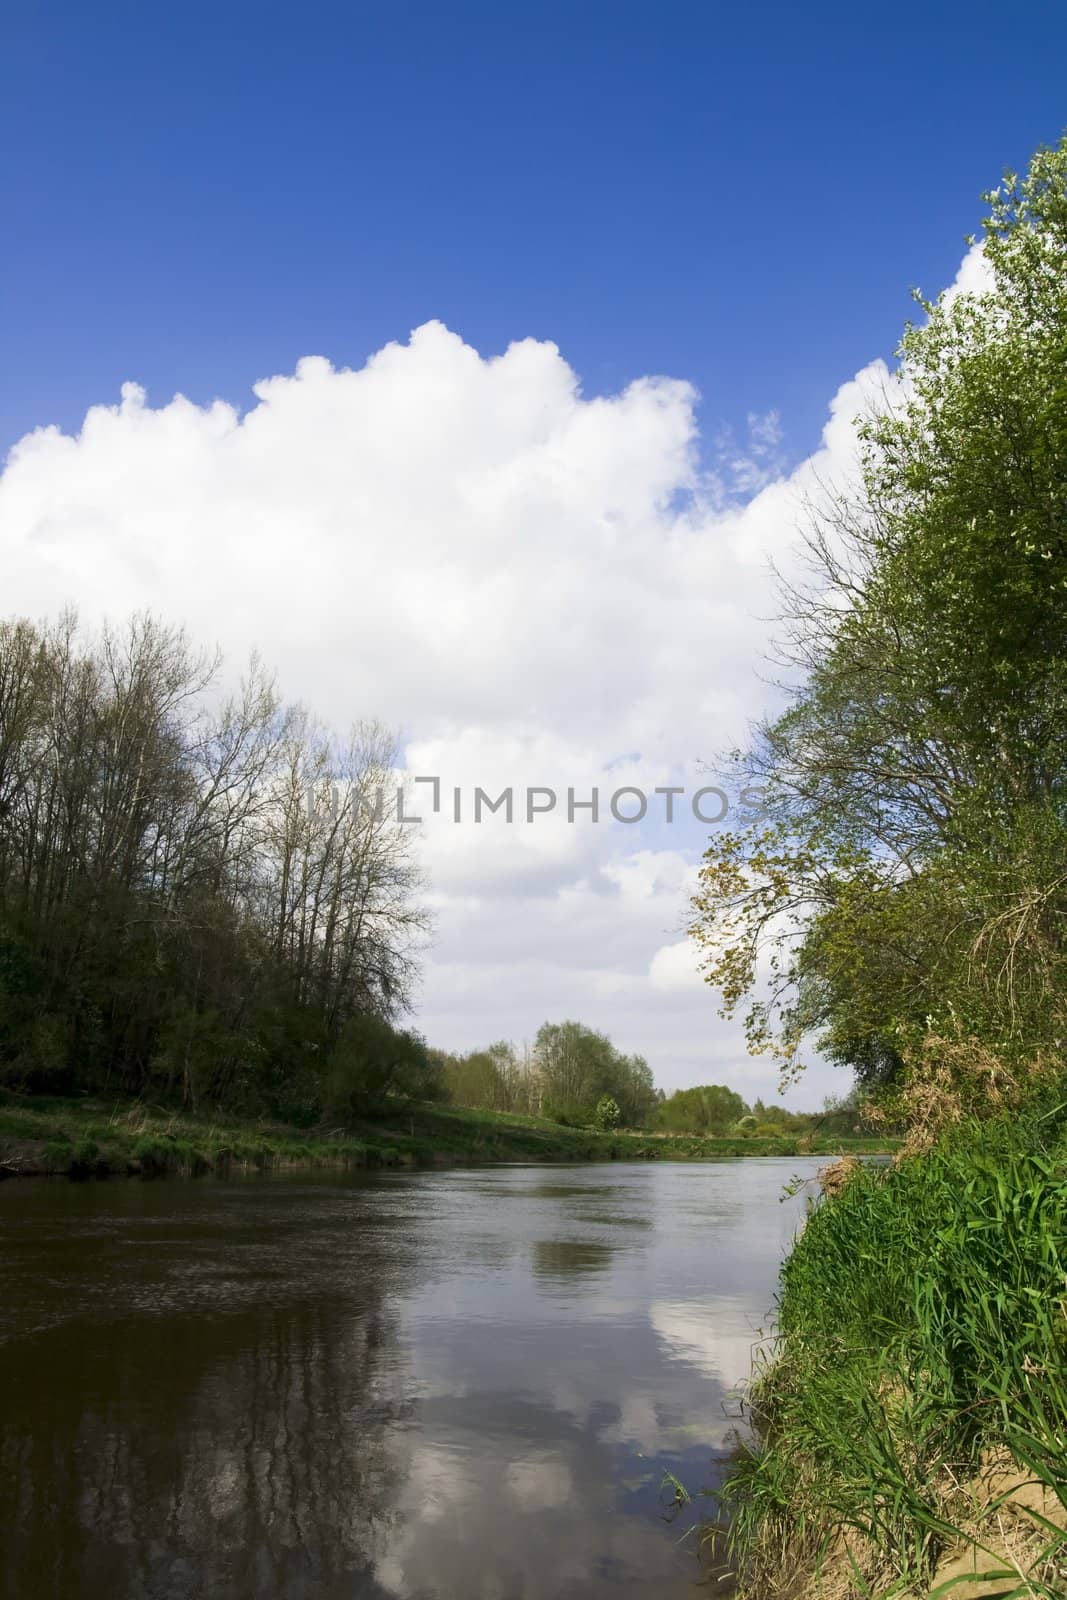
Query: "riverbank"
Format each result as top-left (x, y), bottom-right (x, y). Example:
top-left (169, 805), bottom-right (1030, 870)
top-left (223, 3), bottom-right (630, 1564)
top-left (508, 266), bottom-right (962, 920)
top-left (0, 1093), bottom-right (895, 1177)
top-left (718, 1102), bottom-right (1067, 1599)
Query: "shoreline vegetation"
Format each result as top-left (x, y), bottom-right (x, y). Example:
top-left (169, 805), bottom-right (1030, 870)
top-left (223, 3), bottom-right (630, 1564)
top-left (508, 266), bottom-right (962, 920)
top-left (695, 142), bottom-right (1067, 1599)
top-left (0, 1093), bottom-right (894, 1179)
top-left (716, 1108), bottom-right (1067, 1600)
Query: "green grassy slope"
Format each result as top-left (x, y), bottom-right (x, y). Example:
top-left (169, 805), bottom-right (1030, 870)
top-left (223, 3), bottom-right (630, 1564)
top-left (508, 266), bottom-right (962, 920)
top-left (720, 1105), bottom-right (1067, 1598)
top-left (0, 1093), bottom-right (894, 1177)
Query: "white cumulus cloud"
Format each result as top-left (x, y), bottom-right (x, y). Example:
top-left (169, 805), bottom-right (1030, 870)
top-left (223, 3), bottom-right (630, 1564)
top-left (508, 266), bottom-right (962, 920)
top-left (0, 249), bottom-right (985, 1100)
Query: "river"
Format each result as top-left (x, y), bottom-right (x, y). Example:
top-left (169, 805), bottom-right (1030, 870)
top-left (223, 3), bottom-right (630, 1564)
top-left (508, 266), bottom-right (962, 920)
top-left (0, 1158), bottom-right (822, 1599)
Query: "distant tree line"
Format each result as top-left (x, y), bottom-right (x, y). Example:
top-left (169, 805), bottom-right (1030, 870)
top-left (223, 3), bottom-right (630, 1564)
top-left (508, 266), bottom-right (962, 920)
top-left (0, 612), bottom-right (438, 1122)
top-left (435, 1018), bottom-right (849, 1135)
top-left (435, 1020), bottom-right (659, 1127)
top-left (650, 1085), bottom-right (860, 1138)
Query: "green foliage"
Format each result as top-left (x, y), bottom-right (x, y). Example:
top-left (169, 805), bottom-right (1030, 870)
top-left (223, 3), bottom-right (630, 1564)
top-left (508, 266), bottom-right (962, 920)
top-left (652, 1082), bottom-right (748, 1133)
top-left (532, 1020), bottom-right (658, 1127)
top-left (41, 1140), bottom-right (74, 1174)
top-left (0, 930), bottom-right (48, 1063)
top-left (694, 140), bottom-right (1067, 1591)
top-left (721, 1102), bottom-right (1067, 1597)
top-left (438, 1040), bottom-right (534, 1113)
top-left (538, 1100), bottom-right (577, 1127)
top-left (594, 1094), bottom-right (621, 1130)
top-left (439, 1021), bottom-right (660, 1128)
top-left (0, 612), bottom-right (428, 1121)
top-left (690, 136), bottom-right (1067, 1105)
top-left (323, 1012), bottom-right (441, 1120)
top-left (0, 1090), bottom-right (892, 1178)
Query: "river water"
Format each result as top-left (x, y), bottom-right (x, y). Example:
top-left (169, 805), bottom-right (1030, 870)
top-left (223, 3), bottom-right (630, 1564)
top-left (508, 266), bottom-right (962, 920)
top-left (0, 1158), bottom-right (821, 1599)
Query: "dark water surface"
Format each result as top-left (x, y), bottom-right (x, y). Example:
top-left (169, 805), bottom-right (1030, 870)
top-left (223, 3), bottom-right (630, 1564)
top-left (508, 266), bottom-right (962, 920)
top-left (0, 1159), bottom-right (822, 1599)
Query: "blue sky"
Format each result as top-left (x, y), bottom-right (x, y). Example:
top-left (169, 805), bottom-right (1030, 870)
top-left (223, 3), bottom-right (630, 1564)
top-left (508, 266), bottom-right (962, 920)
top-left (5, 0), bottom-right (1066, 464)
top-left (2, 2), bottom-right (1065, 1100)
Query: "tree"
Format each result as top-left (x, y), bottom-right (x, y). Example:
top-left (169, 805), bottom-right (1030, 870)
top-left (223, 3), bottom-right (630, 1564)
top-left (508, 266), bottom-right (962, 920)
top-left (690, 138), bottom-right (1067, 1111)
top-left (324, 1013), bottom-right (441, 1119)
top-left (0, 611), bottom-right (429, 1123)
top-left (532, 1020), bottom-right (658, 1125)
top-left (652, 1083), bottom-right (748, 1134)
top-left (613, 1052), bottom-right (658, 1126)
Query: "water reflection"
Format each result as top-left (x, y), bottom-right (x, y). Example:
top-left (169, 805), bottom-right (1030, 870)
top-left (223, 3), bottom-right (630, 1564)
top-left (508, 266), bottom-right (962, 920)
top-left (0, 1159), bottom-right (821, 1598)
top-left (532, 1237), bottom-right (618, 1280)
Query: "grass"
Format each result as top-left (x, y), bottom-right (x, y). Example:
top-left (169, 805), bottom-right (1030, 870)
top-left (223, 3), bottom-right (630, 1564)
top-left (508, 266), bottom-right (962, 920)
top-left (1, 1098), bottom-right (367, 1177)
top-left (718, 1098), bottom-right (1067, 1599)
top-left (0, 1092), bottom-right (894, 1178)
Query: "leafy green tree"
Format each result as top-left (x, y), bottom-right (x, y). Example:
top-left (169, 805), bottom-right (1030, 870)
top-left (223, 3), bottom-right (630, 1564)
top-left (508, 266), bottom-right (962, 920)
top-left (652, 1083), bottom-right (747, 1133)
top-left (690, 138), bottom-right (1067, 1110)
top-left (0, 612), bottom-right (428, 1121)
top-left (532, 1021), bottom-right (660, 1126)
top-left (534, 1020), bottom-right (613, 1116)
top-left (324, 1013), bottom-right (441, 1120)
top-left (612, 1053), bottom-right (658, 1126)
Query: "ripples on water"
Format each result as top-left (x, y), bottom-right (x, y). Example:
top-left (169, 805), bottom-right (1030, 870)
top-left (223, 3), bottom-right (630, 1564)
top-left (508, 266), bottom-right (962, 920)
top-left (0, 1158), bottom-right (823, 1598)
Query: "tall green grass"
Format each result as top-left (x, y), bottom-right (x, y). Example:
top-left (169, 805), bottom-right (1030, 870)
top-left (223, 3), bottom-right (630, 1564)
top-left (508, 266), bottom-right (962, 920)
top-left (720, 1102), bottom-right (1067, 1598)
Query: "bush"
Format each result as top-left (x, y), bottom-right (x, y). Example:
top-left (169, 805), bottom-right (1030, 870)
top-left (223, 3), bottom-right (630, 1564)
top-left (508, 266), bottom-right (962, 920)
top-left (594, 1095), bottom-right (621, 1131)
top-left (323, 1013), bottom-right (441, 1122)
top-left (541, 1101), bottom-right (591, 1129)
top-left (4, 1013), bottom-right (71, 1091)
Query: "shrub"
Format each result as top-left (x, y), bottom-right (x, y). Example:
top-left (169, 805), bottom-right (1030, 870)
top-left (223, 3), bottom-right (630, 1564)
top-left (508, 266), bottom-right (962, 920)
top-left (594, 1095), bottom-right (621, 1131)
top-left (540, 1101), bottom-right (587, 1128)
top-left (323, 1013), bottom-right (441, 1122)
